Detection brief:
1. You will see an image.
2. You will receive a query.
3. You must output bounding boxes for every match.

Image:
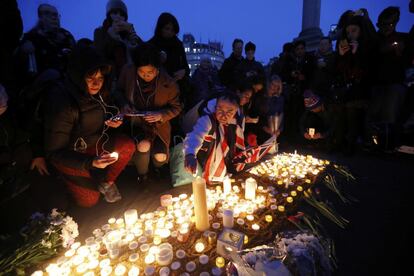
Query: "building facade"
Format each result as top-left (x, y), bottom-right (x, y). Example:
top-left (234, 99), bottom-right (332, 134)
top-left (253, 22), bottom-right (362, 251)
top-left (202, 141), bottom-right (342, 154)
top-left (183, 33), bottom-right (225, 76)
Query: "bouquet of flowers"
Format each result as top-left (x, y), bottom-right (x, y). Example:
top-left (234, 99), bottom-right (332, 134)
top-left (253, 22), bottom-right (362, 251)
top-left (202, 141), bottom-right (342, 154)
top-left (0, 209), bottom-right (78, 275)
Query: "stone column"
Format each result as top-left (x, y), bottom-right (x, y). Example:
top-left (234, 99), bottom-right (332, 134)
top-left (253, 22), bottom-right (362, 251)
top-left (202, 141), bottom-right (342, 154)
top-left (297, 0), bottom-right (323, 51)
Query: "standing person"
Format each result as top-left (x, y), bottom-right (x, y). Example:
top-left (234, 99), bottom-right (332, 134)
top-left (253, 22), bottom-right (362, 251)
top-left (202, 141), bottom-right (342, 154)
top-left (234, 41), bottom-right (265, 86)
top-left (94, 0), bottom-right (142, 78)
top-left (148, 13), bottom-right (190, 104)
top-left (219, 38), bottom-right (244, 89)
top-left (270, 42), bottom-right (293, 77)
top-left (44, 44), bottom-right (135, 207)
top-left (17, 4), bottom-right (75, 84)
top-left (368, 7), bottom-right (408, 150)
top-left (116, 43), bottom-right (182, 182)
top-left (190, 58), bottom-right (222, 105)
top-left (184, 92), bottom-right (245, 183)
top-left (312, 37), bottom-right (336, 99)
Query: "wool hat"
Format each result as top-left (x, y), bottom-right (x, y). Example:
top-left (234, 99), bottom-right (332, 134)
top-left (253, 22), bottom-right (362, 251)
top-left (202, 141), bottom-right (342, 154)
top-left (106, 0), bottom-right (128, 20)
top-left (303, 89), bottom-right (322, 110)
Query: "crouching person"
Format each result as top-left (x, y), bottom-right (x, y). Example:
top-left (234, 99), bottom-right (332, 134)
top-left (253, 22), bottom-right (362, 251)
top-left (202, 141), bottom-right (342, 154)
top-left (184, 92), bottom-right (245, 183)
top-left (44, 44), bottom-right (135, 207)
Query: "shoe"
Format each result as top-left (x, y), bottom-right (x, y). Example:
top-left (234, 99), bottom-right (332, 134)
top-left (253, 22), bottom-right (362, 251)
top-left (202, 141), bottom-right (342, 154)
top-left (137, 174), bottom-right (148, 185)
top-left (98, 182), bottom-right (122, 203)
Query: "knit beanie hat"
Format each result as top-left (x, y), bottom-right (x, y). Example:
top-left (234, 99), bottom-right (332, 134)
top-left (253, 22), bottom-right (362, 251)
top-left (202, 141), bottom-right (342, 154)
top-left (303, 89), bottom-right (322, 110)
top-left (106, 0), bottom-right (128, 20)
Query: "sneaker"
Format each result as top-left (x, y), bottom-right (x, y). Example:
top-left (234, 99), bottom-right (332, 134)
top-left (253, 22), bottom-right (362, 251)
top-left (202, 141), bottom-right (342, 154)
top-left (98, 182), bottom-right (122, 203)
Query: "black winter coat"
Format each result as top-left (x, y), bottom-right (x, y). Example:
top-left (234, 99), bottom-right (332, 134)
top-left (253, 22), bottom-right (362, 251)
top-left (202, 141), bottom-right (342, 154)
top-left (218, 53), bottom-right (244, 89)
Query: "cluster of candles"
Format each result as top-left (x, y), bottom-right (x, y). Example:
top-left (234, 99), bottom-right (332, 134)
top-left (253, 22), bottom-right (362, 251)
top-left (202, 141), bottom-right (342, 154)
top-left (249, 152), bottom-right (328, 184)
top-left (33, 152), bottom-right (327, 276)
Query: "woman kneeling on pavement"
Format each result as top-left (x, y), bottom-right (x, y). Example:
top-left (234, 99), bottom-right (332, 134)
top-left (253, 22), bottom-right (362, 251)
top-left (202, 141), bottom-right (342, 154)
top-left (44, 43), bottom-right (135, 207)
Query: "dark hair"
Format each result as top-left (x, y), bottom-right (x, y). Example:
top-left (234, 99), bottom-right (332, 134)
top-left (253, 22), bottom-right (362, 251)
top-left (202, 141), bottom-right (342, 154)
top-left (132, 43), bottom-right (161, 69)
top-left (236, 81), bottom-right (254, 94)
top-left (37, 4), bottom-right (56, 17)
top-left (232, 38), bottom-right (243, 48)
top-left (77, 38), bottom-right (94, 47)
top-left (245, 41), bottom-right (256, 52)
top-left (293, 40), bottom-right (306, 48)
top-left (337, 10), bottom-right (354, 29)
top-left (282, 42), bottom-right (294, 53)
top-left (217, 91), bottom-right (240, 107)
top-left (378, 6), bottom-right (400, 24)
top-left (154, 12), bottom-right (180, 37)
top-left (320, 36), bottom-right (332, 43)
top-left (246, 74), bottom-right (265, 86)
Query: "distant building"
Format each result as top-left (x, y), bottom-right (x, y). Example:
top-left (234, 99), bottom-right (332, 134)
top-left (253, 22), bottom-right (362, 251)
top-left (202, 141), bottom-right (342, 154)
top-left (183, 33), bottom-right (225, 76)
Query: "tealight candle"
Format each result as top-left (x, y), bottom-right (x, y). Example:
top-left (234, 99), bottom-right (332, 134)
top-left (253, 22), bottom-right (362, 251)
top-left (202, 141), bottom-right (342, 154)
top-left (108, 218), bottom-right (116, 225)
top-left (72, 255), bottom-right (84, 266)
top-left (265, 215), bottom-right (273, 222)
top-left (101, 224), bottom-right (111, 232)
top-left (252, 223), bottom-right (260, 230)
top-left (144, 266), bottom-right (155, 276)
top-left (176, 249), bottom-right (186, 259)
top-left (236, 218), bottom-right (245, 225)
top-left (177, 228), bottom-right (189, 242)
top-left (215, 257), bottom-right (225, 268)
top-left (297, 186), bottom-right (303, 192)
top-left (124, 209), bottom-right (138, 227)
top-left (291, 191), bottom-right (297, 197)
top-left (99, 258), bottom-right (110, 268)
top-left (186, 261), bottom-right (197, 272)
top-left (156, 243), bottom-right (173, 266)
top-left (212, 267), bottom-right (222, 276)
top-left (101, 266), bottom-right (112, 276)
top-left (115, 264), bottom-right (127, 276)
top-left (212, 222), bottom-right (221, 229)
top-left (207, 232), bottom-right (217, 244)
top-left (246, 215), bottom-right (254, 221)
top-left (286, 197), bottom-right (293, 203)
top-left (145, 253), bottom-right (155, 264)
top-left (88, 259), bottom-right (99, 270)
top-left (70, 241), bottom-right (81, 250)
top-left (159, 267), bottom-right (170, 276)
top-left (76, 263), bottom-right (88, 274)
top-left (278, 205), bottom-right (285, 212)
top-left (129, 241), bottom-right (138, 250)
top-left (171, 261), bottom-right (181, 270)
top-left (195, 239), bottom-right (206, 253)
top-left (140, 243), bottom-right (150, 252)
top-left (128, 266), bottom-right (140, 276)
top-left (116, 218), bottom-right (125, 228)
top-left (138, 236), bottom-right (148, 244)
top-left (199, 254), bottom-right (209, 265)
top-left (64, 249), bottom-right (75, 258)
top-left (160, 194), bottom-right (173, 207)
top-left (129, 253), bottom-right (139, 262)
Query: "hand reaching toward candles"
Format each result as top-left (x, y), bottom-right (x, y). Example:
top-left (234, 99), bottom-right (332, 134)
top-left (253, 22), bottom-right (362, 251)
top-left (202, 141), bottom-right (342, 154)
top-left (105, 119), bottom-right (123, 128)
top-left (92, 153), bottom-right (118, 169)
top-left (184, 154), bottom-right (197, 175)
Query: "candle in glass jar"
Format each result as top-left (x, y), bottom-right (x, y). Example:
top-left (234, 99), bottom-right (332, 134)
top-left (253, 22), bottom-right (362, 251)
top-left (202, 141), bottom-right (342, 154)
top-left (223, 209), bottom-right (233, 228)
top-left (195, 239), bottom-right (205, 253)
top-left (192, 177), bottom-right (210, 231)
top-left (124, 209), bottom-right (138, 227)
top-left (245, 178), bottom-right (257, 200)
top-left (223, 175), bottom-right (232, 195)
top-left (128, 266), bottom-right (140, 276)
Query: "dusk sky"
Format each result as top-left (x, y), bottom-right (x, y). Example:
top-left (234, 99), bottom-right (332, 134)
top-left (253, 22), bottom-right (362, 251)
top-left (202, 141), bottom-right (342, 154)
top-left (17, 0), bottom-right (412, 63)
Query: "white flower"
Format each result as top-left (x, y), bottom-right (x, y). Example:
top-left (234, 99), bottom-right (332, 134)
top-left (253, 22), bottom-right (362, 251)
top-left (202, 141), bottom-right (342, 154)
top-left (41, 239), bottom-right (52, 249)
top-left (60, 216), bottom-right (79, 248)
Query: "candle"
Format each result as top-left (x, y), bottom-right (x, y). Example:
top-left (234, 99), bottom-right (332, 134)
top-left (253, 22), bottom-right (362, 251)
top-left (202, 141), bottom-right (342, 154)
top-left (124, 209), bottom-right (138, 227)
top-left (286, 197), bottom-right (293, 203)
top-left (265, 215), bottom-right (273, 223)
top-left (115, 264), bottom-right (126, 275)
top-left (76, 263), bottom-right (88, 274)
top-left (145, 253), bottom-right (155, 264)
top-left (64, 249), bottom-right (75, 258)
top-left (212, 267), bottom-right (222, 276)
top-left (291, 191), bottom-right (297, 197)
top-left (129, 241), bottom-right (138, 250)
top-left (171, 261), bottom-right (181, 270)
top-left (195, 239), bottom-right (205, 253)
top-left (252, 223), bottom-right (260, 231)
top-left (223, 175), bottom-right (232, 195)
top-left (99, 258), bottom-right (110, 268)
top-left (101, 266), bottom-right (112, 276)
top-left (246, 215), bottom-right (254, 221)
top-left (129, 253), bottom-right (139, 262)
top-left (186, 261), bottom-right (197, 272)
top-left (212, 222), bottom-right (221, 229)
top-left (245, 178), bottom-right (257, 200)
top-left (244, 235), bottom-right (249, 244)
top-left (278, 205), bottom-right (285, 212)
top-left (199, 254), bottom-right (209, 265)
top-left (236, 218), bottom-right (245, 225)
top-left (223, 209), bottom-right (234, 228)
top-left (177, 228), bottom-right (189, 242)
top-left (159, 267), bottom-right (170, 276)
top-left (192, 177), bottom-right (210, 231)
top-left (108, 218), bottom-right (116, 225)
top-left (160, 194), bottom-right (173, 207)
top-left (207, 232), bottom-right (217, 244)
top-left (156, 243), bottom-right (173, 266)
top-left (308, 128), bottom-right (315, 138)
top-left (144, 266), bottom-right (155, 276)
top-left (215, 257), bottom-right (225, 268)
top-left (138, 236), bottom-right (148, 244)
top-left (297, 186), bottom-right (303, 192)
top-left (128, 266), bottom-right (140, 276)
top-left (88, 259), bottom-right (99, 270)
top-left (116, 218), bottom-right (125, 228)
top-left (140, 243), bottom-right (150, 252)
top-left (176, 249), bottom-right (186, 259)
top-left (70, 241), bottom-right (81, 250)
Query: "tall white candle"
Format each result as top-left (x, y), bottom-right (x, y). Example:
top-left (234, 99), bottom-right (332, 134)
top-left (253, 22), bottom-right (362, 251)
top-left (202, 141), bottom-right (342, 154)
top-left (192, 177), bottom-right (210, 231)
top-left (245, 177), bottom-right (257, 200)
top-left (223, 176), bottom-right (231, 195)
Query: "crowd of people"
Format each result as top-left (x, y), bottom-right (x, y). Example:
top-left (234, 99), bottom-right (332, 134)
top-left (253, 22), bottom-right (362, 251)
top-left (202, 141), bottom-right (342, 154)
top-left (0, 0), bottom-right (413, 225)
